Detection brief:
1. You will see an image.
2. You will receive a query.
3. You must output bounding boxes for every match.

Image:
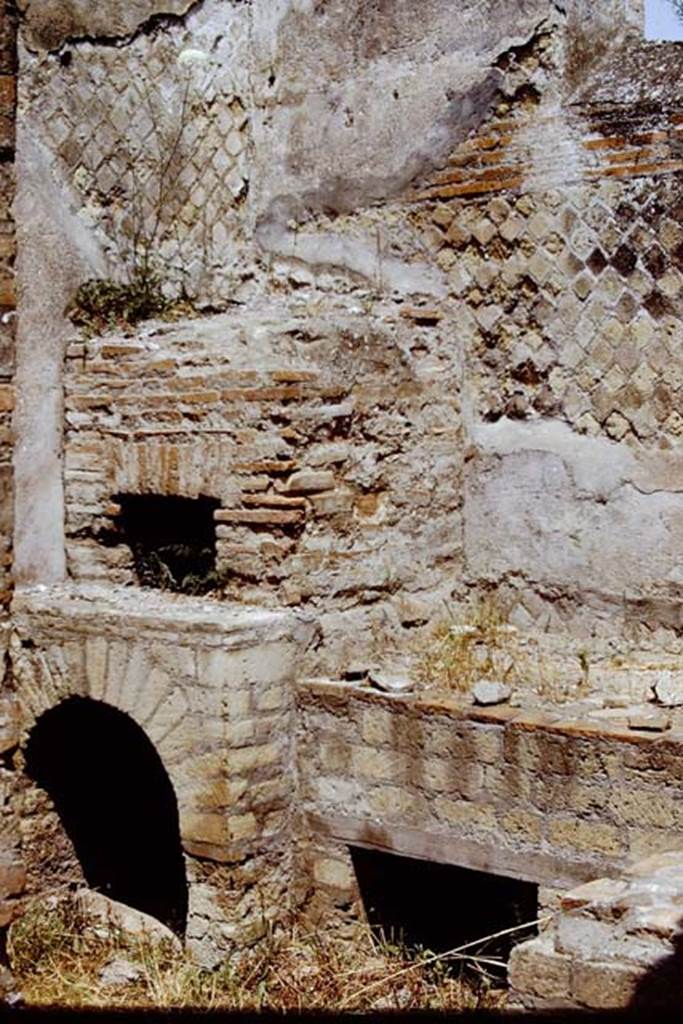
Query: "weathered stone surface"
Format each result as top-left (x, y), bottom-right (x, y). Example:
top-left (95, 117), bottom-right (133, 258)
top-left (571, 961), bottom-right (642, 1009)
top-left (652, 674), bottom-right (683, 708)
top-left (297, 681), bottom-right (683, 900)
top-left (472, 681), bottom-right (512, 707)
top-left (512, 845), bottom-right (683, 1009)
top-left (9, 0), bottom-right (683, 1012)
top-left (15, 0), bottom-right (683, 694)
top-left (10, 584), bottom-right (308, 962)
top-left (98, 957), bottom-right (144, 988)
top-left (253, 0), bottom-right (555, 254)
top-left (13, 127), bottom-right (106, 585)
top-left (59, 302), bottom-right (463, 674)
top-left (0, 858), bottom-right (26, 902)
top-left (466, 421), bottom-right (683, 613)
top-left (283, 470), bottom-right (335, 495)
top-left (508, 935), bottom-right (572, 1002)
top-left (0, 697), bottom-right (19, 753)
top-left (628, 709), bottom-right (670, 733)
top-left (368, 671), bottom-right (415, 695)
top-left (0, 964), bottom-right (21, 1007)
top-left (75, 889), bottom-right (182, 951)
top-left (17, 1), bottom-right (196, 52)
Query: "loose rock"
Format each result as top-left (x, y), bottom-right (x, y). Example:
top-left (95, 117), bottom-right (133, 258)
top-left (74, 890), bottom-right (182, 953)
top-left (283, 470), bottom-right (335, 494)
top-left (0, 965), bottom-right (21, 1007)
top-left (0, 697), bottom-right (20, 755)
top-left (472, 680), bottom-right (512, 706)
top-left (651, 673), bottom-right (683, 708)
top-left (628, 709), bottom-right (670, 733)
top-left (99, 957), bottom-right (144, 988)
top-left (368, 670), bottom-right (415, 695)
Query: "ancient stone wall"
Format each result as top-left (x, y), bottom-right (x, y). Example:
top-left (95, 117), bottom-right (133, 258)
top-left (0, 0), bottom-right (18, 945)
top-left (62, 299), bottom-right (462, 675)
top-left (8, 585), bottom-right (315, 966)
top-left (509, 849), bottom-right (683, 1010)
top-left (0, 1), bottom-right (15, 610)
top-left (296, 680), bottom-right (683, 903)
top-left (10, 0), bottom-right (682, 687)
top-left (5, 0), bottom-right (683, 1010)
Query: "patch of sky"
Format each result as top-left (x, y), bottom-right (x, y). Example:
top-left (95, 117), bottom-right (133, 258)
top-left (645, 0), bottom-right (683, 41)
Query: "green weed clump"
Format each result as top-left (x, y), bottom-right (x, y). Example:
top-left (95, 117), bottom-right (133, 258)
top-left (131, 543), bottom-right (225, 597)
top-left (68, 274), bottom-right (196, 336)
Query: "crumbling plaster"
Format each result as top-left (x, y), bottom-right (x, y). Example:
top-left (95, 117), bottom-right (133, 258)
top-left (466, 419), bottom-right (683, 625)
top-left (11, 0), bottom-right (567, 585)
top-left (11, 0), bottom-right (683, 654)
top-left (252, 0), bottom-right (563, 282)
top-left (16, 0), bottom-right (200, 53)
top-left (5, 0), bottom-right (683, 1003)
top-left (12, 129), bottom-right (107, 585)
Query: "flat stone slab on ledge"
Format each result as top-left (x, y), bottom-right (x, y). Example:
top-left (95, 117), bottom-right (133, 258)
top-left (299, 677), bottom-right (683, 741)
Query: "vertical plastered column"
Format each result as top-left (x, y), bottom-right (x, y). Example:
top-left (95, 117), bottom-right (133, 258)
top-left (12, 28), bottom-right (105, 586)
top-left (0, 1), bottom-right (16, 609)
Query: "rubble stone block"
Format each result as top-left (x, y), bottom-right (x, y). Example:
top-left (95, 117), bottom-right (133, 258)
top-left (556, 914), bottom-right (619, 958)
top-left (0, 858), bottom-right (26, 900)
top-left (0, 696), bottom-right (19, 753)
top-left (509, 936), bottom-right (572, 1000)
top-left (548, 817), bottom-right (624, 857)
top-left (571, 961), bottom-right (642, 1009)
top-left (313, 857), bottom-right (354, 891)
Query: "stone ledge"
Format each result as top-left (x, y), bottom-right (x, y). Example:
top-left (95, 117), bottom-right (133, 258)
top-left (298, 677), bottom-right (683, 745)
top-left (11, 583), bottom-right (314, 645)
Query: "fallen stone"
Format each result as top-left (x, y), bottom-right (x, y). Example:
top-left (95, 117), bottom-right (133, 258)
top-left (628, 709), bottom-right (670, 733)
top-left (472, 680), bottom-right (512, 706)
top-left (652, 673), bottom-right (683, 708)
top-left (99, 957), bottom-right (144, 988)
top-left (343, 663), bottom-right (369, 682)
top-left (0, 965), bottom-right (22, 1007)
top-left (368, 670), bottom-right (415, 695)
top-left (74, 890), bottom-right (182, 953)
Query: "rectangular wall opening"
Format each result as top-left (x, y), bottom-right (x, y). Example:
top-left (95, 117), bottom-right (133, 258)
top-left (115, 494), bottom-right (221, 595)
top-left (350, 847), bottom-right (538, 979)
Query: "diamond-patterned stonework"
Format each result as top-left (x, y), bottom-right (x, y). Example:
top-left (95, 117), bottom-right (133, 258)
top-left (23, 0), bottom-right (251, 304)
top-left (412, 173), bottom-right (683, 447)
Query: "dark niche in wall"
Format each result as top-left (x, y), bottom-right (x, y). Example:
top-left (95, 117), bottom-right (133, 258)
top-left (350, 847), bottom-right (538, 978)
top-left (115, 493), bottom-right (221, 595)
top-left (24, 697), bottom-right (188, 936)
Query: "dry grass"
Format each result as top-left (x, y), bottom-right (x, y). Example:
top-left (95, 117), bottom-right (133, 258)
top-left (414, 595), bottom-right (523, 696)
top-left (9, 892), bottom-right (510, 1012)
top-left (414, 595), bottom-right (592, 704)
